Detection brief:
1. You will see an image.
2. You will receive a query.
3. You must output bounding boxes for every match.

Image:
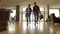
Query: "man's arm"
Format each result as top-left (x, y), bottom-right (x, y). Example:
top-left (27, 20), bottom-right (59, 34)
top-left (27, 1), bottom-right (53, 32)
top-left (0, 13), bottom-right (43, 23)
top-left (26, 8), bottom-right (28, 13)
top-left (38, 6), bottom-right (41, 14)
top-left (30, 8), bottom-right (32, 12)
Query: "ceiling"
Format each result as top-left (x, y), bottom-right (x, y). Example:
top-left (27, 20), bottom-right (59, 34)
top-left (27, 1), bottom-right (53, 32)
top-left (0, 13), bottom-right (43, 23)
top-left (0, 0), bottom-right (60, 8)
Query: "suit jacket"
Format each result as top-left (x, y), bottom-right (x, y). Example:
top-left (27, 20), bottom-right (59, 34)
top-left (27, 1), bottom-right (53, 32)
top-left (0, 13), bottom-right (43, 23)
top-left (33, 5), bottom-right (40, 13)
top-left (25, 8), bottom-right (32, 17)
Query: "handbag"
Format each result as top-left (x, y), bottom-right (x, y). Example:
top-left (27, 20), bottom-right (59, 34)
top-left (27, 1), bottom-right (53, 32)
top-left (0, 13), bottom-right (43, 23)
top-left (40, 14), bottom-right (43, 20)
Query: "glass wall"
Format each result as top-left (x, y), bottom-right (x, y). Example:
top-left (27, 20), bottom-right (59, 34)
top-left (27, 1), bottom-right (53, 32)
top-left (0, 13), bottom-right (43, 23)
top-left (49, 9), bottom-right (59, 17)
top-left (23, 7), bottom-right (44, 22)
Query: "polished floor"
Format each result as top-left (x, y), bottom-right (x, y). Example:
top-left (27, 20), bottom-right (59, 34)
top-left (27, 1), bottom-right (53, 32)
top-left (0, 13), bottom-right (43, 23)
top-left (0, 21), bottom-right (60, 34)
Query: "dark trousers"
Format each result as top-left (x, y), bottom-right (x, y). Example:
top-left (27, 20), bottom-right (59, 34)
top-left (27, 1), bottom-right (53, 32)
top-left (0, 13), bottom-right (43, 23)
top-left (34, 12), bottom-right (39, 24)
top-left (26, 13), bottom-right (31, 25)
top-left (26, 16), bottom-right (31, 23)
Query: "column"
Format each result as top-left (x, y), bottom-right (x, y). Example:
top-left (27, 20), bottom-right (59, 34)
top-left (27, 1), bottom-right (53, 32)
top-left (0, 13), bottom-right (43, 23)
top-left (16, 5), bottom-right (20, 21)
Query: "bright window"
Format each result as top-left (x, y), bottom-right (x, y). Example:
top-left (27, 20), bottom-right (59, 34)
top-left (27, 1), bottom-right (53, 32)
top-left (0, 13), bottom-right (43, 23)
top-left (23, 7), bottom-right (44, 11)
top-left (49, 9), bottom-right (59, 17)
top-left (10, 10), bottom-right (16, 17)
top-left (40, 7), bottom-right (44, 11)
top-left (23, 7), bottom-right (26, 11)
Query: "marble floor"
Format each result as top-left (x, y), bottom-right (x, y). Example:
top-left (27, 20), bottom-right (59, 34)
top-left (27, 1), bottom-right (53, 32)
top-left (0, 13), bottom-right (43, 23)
top-left (0, 21), bottom-right (60, 34)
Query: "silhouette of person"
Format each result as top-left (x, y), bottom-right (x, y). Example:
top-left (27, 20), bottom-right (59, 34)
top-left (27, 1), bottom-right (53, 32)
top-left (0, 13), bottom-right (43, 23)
top-left (33, 2), bottom-right (40, 25)
top-left (25, 4), bottom-right (32, 25)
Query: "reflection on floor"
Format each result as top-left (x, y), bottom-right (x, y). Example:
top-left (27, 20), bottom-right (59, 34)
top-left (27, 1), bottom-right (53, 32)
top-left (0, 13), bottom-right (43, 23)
top-left (0, 21), bottom-right (60, 34)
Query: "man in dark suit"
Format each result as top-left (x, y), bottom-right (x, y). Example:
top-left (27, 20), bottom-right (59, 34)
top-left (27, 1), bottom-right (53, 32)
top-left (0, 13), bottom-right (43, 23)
top-left (33, 2), bottom-right (40, 25)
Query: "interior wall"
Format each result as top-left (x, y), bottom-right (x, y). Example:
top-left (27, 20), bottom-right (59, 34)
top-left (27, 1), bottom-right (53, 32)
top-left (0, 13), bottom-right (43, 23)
top-left (0, 0), bottom-right (60, 22)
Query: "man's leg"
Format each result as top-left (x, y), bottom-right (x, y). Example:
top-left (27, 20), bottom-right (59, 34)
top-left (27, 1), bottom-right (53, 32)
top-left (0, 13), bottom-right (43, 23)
top-left (34, 13), bottom-right (37, 25)
top-left (26, 17), bottom-right (28, 25)
top-left (29, 16), bottom-right (31, 23)
top-left (36, 14), bottom-right (39, 24)
top-left (35, 15), bottom-right (37, 25)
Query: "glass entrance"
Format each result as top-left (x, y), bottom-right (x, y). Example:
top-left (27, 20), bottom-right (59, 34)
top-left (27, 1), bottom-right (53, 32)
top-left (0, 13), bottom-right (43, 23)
top-left (22, 7), bottom-right (45, 26)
